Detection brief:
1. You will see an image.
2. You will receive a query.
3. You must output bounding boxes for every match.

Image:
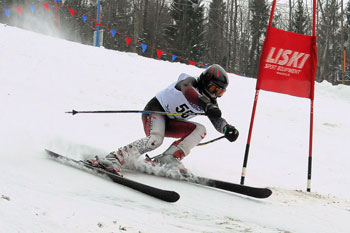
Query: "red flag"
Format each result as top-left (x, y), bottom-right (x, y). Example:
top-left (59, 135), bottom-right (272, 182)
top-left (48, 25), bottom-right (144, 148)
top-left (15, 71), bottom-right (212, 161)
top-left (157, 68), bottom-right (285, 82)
top-left (42, 3), bottom-right (50, 11)
top-left (126, 37), bottom-right (133, 47)
top-left (189, 61), bottom-right (196, 66)
top-left (156, 49), bottom-right (163, 59)
top-left (256, 26), bottom-right (317, 99)
top-left (17, 8), bottom-right (22, 14)
top-left (68, 8), bottom-right (75, 17)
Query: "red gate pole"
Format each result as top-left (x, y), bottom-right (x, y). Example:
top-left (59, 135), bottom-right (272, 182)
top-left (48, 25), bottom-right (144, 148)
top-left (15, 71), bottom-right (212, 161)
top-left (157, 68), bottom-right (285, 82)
top-left (307, 0), bottom-right (317, 192)
top-left (240, 90), bottom-right (260, 185)
top-left (240, 0), bottom-right (277, 185)
top-left (268, 0), bottom-right (277, 27)
top-left (307, 98), bottom-right (314, 192)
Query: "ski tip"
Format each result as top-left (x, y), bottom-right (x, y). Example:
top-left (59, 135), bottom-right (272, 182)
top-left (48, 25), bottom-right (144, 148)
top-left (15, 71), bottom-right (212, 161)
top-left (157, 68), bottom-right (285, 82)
top-left (267, 188), bottom-right (273, 197)
top-left (263, 189), bottom-right (273, 198)
top-left (45, 149), bottom-right (58, 157)
top-left (162, 191), bottom-right (180, 203)
top-left (256, 188), bottom-right (272, 199)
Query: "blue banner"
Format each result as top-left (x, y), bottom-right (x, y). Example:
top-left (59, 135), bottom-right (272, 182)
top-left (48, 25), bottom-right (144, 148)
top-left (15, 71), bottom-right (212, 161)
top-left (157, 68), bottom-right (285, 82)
top-left (111, 29), bottom-right (116, 37)
top-left (5, 9), bottom-right (10, 18)
top-left (141, 43), bottom-right (147, 53)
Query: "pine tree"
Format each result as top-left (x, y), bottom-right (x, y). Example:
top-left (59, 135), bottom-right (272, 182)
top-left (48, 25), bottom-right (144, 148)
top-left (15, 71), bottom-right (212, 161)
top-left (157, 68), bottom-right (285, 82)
top-left (317, 0), bottom-right (341, 83)
top-left (141, 0), bottom-right (170, 59)
top-left (187, 0), bottom-right (205, 62)
top-left (165, 0), bottom-right (205, 62)
top-left (344, 0), bottom-right (350, 59)
top-left (248, 0), bottom-right (269, 77)
top-left (206, 0), bottom-right (227, 66)
top-left (102, 0), bottom-right (132, 51)
top-left (101, 0), bottom-right (132, 51)
top-left (291, 0), bottom-right (310, 35)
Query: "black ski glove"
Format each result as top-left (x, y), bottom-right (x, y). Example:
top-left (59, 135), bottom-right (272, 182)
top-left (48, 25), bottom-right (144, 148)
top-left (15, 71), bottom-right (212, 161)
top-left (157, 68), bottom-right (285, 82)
top-left (223, 124), bottom-right (239, 142)
top-left (205, 103), bottom-right (222, 118)
top-left (198, 95), bottom-right (222, 118)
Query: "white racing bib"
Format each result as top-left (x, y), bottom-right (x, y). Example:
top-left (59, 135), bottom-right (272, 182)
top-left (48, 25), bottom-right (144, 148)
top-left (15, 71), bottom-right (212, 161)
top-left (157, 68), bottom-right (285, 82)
top-left (156, 73), bottom-right (204, 120)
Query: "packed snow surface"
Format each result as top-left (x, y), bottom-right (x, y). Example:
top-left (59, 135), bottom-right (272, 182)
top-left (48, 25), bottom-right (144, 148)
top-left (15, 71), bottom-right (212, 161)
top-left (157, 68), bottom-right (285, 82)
top-left (0, 24), bottom-right (349, 233)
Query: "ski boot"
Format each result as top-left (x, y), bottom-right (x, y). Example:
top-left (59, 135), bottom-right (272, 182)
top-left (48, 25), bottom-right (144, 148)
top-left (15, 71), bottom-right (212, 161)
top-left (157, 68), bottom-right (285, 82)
top-left (86, 143), bottom-right (141, 176)
top-left (150, 145), bottom-right (189, 177)
top-left (86, 155), bottom-right (123, 176)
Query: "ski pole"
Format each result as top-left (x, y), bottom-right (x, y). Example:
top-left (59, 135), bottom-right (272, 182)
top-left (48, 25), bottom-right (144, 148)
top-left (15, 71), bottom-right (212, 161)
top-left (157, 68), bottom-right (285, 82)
top-left (66, 110), bottom-right (224, 145)
top-left (145, 136), bottom-right (225, 160)
top-left (66, 109), bottom-right (206, 116)
top-left (197, 136), bottom-right (225, 146)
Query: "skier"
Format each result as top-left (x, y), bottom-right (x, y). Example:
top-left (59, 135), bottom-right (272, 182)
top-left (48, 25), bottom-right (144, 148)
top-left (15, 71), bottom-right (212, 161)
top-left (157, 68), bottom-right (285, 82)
top-left (87, 64), bottom-right (239, 176)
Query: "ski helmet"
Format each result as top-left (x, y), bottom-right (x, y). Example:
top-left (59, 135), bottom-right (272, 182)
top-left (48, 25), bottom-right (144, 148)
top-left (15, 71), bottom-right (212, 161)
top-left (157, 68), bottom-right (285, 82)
top-left (198, 64), bottom-right (229, 98)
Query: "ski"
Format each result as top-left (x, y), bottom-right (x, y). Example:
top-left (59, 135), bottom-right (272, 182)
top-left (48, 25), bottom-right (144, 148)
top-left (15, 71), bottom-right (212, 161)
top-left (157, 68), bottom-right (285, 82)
top-left (45, 149), bottom-right (180, 203)
top-left (182, 175), bottom-right (272, 199)
top-left (129, 161), bottom-right (272, 199)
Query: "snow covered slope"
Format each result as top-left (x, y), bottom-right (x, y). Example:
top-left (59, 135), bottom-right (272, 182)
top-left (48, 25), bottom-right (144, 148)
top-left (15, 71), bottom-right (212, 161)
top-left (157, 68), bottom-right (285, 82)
top-left (0, 24), bottom-right (349, 233)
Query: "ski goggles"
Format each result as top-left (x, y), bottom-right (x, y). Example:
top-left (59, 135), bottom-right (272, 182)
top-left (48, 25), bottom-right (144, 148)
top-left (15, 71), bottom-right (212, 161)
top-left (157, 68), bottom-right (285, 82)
top-left (207, 82), bottom-right (226, 97)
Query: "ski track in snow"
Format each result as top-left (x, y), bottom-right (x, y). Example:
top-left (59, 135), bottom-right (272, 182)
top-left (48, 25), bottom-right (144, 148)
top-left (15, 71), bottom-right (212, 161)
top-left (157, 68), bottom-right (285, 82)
top-left (0, 24), bottom-right (350, 233)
